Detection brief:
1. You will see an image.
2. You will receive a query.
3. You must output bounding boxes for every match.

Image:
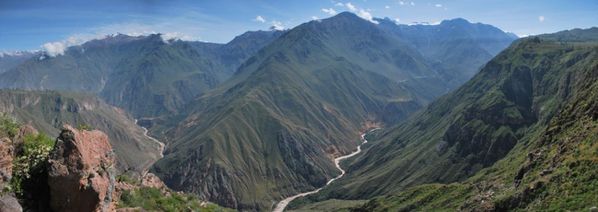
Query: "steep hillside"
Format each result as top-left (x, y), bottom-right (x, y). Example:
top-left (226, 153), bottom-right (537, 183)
top-left (0, 89), bottom-right (162, 172)
top-left (0, 32), bottom-right (281, 117)
top-left (148, 12), bottom-right (517, 211)
top-left (301, 28), bottom-right (598, 211)
top-left (151, 12), bottom-right (429, 211)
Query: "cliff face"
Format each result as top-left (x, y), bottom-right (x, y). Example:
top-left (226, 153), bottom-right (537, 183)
top-left (47, 125), bottom-right (117, 212)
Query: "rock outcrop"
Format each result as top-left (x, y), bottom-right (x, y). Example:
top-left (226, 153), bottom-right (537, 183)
top-left (47, 125), bottom-right (117, 212)
top-left (0, 137), bottom-right (13, 187)
top-left (0, 136), bottom-right (22, 212)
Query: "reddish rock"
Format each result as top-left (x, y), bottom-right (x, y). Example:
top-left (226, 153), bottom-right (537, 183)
top-left (47, 125), bottom-right (116, 212)
top-left (0, 137), bottom-right (13, 187)
top-left (0, 136), bottom-right (22, 212)
top-left (141, 173), bottom-right (166, 191)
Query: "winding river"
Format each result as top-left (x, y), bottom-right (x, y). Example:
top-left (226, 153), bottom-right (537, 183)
top-left (134, 119), bottom-right (165, 158)
top-left (273, 129), bottom-right (379, 212)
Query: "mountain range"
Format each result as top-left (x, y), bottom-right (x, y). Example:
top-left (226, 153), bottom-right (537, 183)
top-left (0, 12), bottom-right (522, 211)
top-left (0, 31), bottom-right (283, 117)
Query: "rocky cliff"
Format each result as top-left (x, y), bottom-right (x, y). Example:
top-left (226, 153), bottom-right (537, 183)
top-left (47, 125), bottom-right (117, 212)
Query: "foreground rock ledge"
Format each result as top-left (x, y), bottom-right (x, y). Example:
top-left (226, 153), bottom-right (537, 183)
top-left (47, 125), bottom-right (116, 212)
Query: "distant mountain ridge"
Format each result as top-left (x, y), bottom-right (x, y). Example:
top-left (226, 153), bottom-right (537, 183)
top-left (376, 17), bottom-right (518, 87)
top-left (0, 31), bottom-right (283, 117)
top-left (0, 51), bottom-right (36, 74)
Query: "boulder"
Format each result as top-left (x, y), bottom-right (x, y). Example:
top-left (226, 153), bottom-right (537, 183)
top-left (47, 125), bottom-right (116, 212)
top-left (0, 194), bottom-right (22, 212)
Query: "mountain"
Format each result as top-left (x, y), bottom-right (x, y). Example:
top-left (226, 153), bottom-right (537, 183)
top-left (376, 17), bottom-right (518, 87)
top-left (0, 32), bottom-right (282, 117)
top-left (0, 89), bottom-right (162, 172)
top-left (148, 12), bottom-right (515, 211)
top-left (0, 51), bottom-right (36, 74)
top-left (295, 28), bottom-right (598, 211)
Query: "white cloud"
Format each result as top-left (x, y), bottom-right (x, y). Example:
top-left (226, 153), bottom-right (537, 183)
top-left (41, 36), bottom-right (83, 57)
top-left (337, 2), bottom-right (378, 24)
top-left (435, 4), bottom-right (442, 7)
top-left (538, 16), bottom-right (545, 22)
top-left (270, 21), bottom-right (285, 30)
top-left (394, 18), bottom-right (401, 24)
top-left (357, 9), bottom-right (377, 23)
top-left (160, 32), bottom-right (197, 42)
top-left (410, 1), bottom-right (415, 6)
top-left (254, 15), bottom-right (266, 23)
top-left (399, 1), bottom-right (405, 5)
top-left (335, 2), bottom-right (344, 7)
top-left (312, 16), bottom-right (320, 20)
top-left (345, 3), bottom-right (357, 11)
top-left (39, 21), bottom-right (205, 57)
top-left (322, 8), bottom-right (337, 15)
top-left (385, 5), bottom-right (390, 9)
top-left (42, 42), bottom-right (67, 57)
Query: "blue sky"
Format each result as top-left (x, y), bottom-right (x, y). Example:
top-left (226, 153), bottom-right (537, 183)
top-left (1, 0), bottom-right (597, 52)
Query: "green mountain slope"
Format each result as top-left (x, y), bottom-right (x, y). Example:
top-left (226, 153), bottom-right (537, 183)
top-left (0, 32), bottom-right (282, 117)
top-left (0, 89), bottom-right (162, 172)
top-left (301, 28), bottom-right (598, 211)
top-left (150, 12), bottom-right (436, 211)
top-left (148, 12), bottom-right (516, 211)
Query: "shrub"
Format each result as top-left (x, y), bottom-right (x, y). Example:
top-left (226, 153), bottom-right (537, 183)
top-left (0, 113), bottom-right (19, 138)
top-left (11, 133), bottom-right (55, 195)
top-left (119, 187), bottom-right (231, 211)
top-left (77, 123), bottom-right (93, 131)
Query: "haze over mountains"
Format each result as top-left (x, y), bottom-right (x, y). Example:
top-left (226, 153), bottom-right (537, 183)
top-left (4, 8), bottom-right (598, 212)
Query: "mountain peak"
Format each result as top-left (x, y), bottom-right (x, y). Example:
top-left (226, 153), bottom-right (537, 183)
top-left (325, 11), bottom-right (368, 23)
top-left (440, 18), bottom-right (471, 26)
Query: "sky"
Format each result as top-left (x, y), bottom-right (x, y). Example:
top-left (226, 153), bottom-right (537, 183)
top-left (1, 0), bottom-right (597, 52)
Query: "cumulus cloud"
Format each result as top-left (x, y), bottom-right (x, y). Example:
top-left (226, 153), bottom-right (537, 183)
top-left (322, 8), bottom-right (337, 15)
top-left (538, 16), bottom-right (545, 22)
top-left (435, 4), bottom-right (442, 7)
top-left (41, 36), bottom-right (85, 57)
top-left (39, 20), bottom-right (204, 57)
top-left (335, 2), bottom-right (344, 7)
top-left (385, 5), bottom-right (390, 9)
top-left (337, 2), bottom-right (377, 24)
top-left (41, 42), bottom-right (68, 57)
top-left (254, 15), bottom-right (266, 23)
top-left (345, 3), bottom-right (357, 11)
top-left (357, 9), bottom-right (377, 23)
top-left (270, 21), bottom-right (285, 30)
